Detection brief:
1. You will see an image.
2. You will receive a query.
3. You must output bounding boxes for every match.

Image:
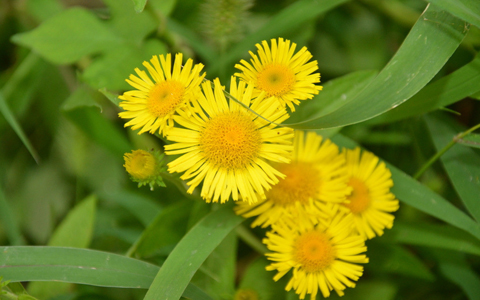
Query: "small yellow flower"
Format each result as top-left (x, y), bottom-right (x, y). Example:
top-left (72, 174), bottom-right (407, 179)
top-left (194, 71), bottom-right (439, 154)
top-left (234, 288), bottom-right (259, 300)
top-left (124, 149), bottom-right (166, 190)
top-left (263, 212), bottom-right (368, 299)
top-left (235, 131), bottom-right (350, 229)
top-left (164, 77), bottom-right (294, 204)
top-left (119, 53), bottom-right (205, 136)
top-left (341, 147), bottom-right (399, 239)
top-left (235, 38), bottom-right (322, 112)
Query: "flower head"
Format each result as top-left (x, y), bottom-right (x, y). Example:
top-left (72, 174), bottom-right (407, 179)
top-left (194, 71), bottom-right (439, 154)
top-left (124, 149), bottom-right (166, 190)
top-left (263, 212), bottom-right (368, 299)
top-left (119, 53), bottom-right (205, 136)
top-left (235, 38), bottom-right (322, 112)
top-left (341, 147), bottom-right (399, 240)
top-left (235, 131), bottom-right (350, 229)
top-left (164, 77), bottom-right (294, 204)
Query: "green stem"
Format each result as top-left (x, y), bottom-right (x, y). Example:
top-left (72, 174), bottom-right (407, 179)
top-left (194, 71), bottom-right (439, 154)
top-left (236, 224), bottom-right (268, 254)
top-left (414, 123), bottom-right (480, 179)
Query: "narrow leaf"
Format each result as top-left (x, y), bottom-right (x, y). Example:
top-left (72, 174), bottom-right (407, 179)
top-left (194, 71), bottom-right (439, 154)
top-left (143, 206), bottom-right (244, 300)
top-left (331, 134), bottom-right (480, 240)
top-left (388, 221), bottom-right (480, 256)
top-left (425, 113), bottom-right (480, 222)
top-left (369, 53), bottom-right (480, 124)
top-left (131, 0), bottom-right (148, 13)
top-left (429, 0), bottom-right (480, 29)
top-left (0, 93), bottom-right (39, 163)
top-left (286, 5), bottom-right (467, 129)
top-left (0, 187), bottom-right (25, 245)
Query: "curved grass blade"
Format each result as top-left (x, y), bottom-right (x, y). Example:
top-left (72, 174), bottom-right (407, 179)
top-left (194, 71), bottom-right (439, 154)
top-left (143, 206), bottom-right (244, 300)
top-left (331, 134), bottom-right (480, 240)
top-left (207, 0), bottom-right (348, 75)
top-left (0, 93), bottom-right (40, 163)
top-left (425, 113), bottom-right (480, 222)
top-left (286, 5), bottom-right (468, 129)
top-left (369, 53), bottom-right (480, 124)
top-left (429, 0), bottom-right (480, 29)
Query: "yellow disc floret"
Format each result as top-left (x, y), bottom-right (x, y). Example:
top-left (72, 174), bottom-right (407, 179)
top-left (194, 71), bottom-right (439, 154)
top-left (293, 230), bottom-right (336, 273)
top-left (124, 150), bottom-right (156, 180)
top-left (147, 80), bottom-right (186, 118)
top-left (256, 63), bottom-right (296, 98)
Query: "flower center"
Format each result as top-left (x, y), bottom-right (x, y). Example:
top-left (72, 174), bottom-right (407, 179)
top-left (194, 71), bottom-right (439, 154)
top-left (267, 162), bottom-right (320, 206)
top-left (147, 80), bottom-right (185, 117)
top-left (124, 150), bottom-right (156, 180)
top-left (200, 111), bottom-right (262, 169)
top-left (344, 177), bottom-right (371, 214)
top-left (234, 289), bottom-right (259, 300)
top-left (294, 230), bottom-right (336, 273)
top-left (256, 63), bottom-right (295, 97)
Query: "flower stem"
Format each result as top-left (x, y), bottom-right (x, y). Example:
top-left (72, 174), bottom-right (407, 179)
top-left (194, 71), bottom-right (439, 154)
top-left (236, 224), bottom-right (268, 254)
top-left (414, 123), bottom-right (480, 179)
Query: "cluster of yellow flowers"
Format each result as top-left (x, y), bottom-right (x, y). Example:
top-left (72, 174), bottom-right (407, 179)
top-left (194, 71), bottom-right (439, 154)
top-left (120, 38), bottom-right (399, 300)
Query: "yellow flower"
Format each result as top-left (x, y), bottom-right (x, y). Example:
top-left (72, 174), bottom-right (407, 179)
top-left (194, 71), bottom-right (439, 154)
top-left (263, 212), bottom-right (368, 299)
top-left (118, 53), bottom-right (205, 136)
top-left (235, 38), bottom-right (322, 112)
top-left (164, 77), bottom-right (294, 204)
top-left (235, 131), bottom-right (350, 229)
top-left (341, 147), bottom-right (399, 240)
top-left (124, 149), bottom-right (166, 190)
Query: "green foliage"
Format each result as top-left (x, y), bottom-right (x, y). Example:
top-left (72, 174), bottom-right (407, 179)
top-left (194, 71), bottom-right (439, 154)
top-left (0, 0), bottom-right (480, 299)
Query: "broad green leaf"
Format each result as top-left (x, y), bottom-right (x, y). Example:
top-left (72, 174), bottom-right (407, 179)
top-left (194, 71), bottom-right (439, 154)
top-left (131, 0), bottom-right (148, 13)
top-left (28, 196), bottom-right (97, 299)
top-left (369, 53), bottom-right (480, 124)
top-left (98, 88), bottom-right (120, 107)
top-left (0, 187), bottom-right (25, 245)
top-left (388, 221), bottom-right (480, 255)
top-left (432, 249), bottom-right (480, 300)
top-left (99, 189), bottom-right (161, 227)
top-left (425, 114), bottom-right (480, 222)
top-left (458, 133), bottom-right (480, 149)
top-left (62, 88), bottom-right (131, 157)
top-left (150, 0), bottom-right (177, 16)
top-left (11, 8), bottom-right (121, 64)
top-left (128, 200), bottom-right (192, 258)
top-left (82, 39), bottom-right (167, 90)
top-left (0, 93), bottom-right (39, 163)
top-left (289, 70), bottom-right (378, 124)
top-left (207, 0), bottom-right (349, 74)
top-left (367, 241), bottom-right (434, 281)
top-left (328, 280), bottom-right (397, 300)
top-left (285, 5), bottom-right (467, 129)
top-left (429, 0), bottom-right (480, 29)
top-left (26, 0), bottom-right (63, 22)
top-left (143, 206), bottom-right (244, 300)
top-left (331, 134), bottom-right (480, 240)
top-left (0, 246), bottom-right (159, 288)
top-left (103, 0), bottom-right (156, 44)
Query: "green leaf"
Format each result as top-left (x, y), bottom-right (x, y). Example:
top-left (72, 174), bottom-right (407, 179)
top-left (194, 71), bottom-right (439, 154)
top-left (285, 5), bottom-right (467, 129)
top-left (388, 221), bottom-right (480, 256)
top-left (0, 93), bottom-right (40, 163)
top-left (11, 7), bottom-right (121, 64)
top-left (237, 257), bottom-right (286, 300)
top-left (432, 249), bottom-right (480, 300)
top-left (131, 0), bottom-right (148, 13)
top-left (428, 0), bottom-right (480, 29)
top-left (458, 133), bottom-right (480, 149)
top-left (367, 241), bottom-right (435, 281)
top-left (143, 206), bottom-right (244, 300)
top-left (369, 53), bottom-right (480, 124)
top-left (0, 246), bottom-right (159, 288)
top-left (0, 187), bottom-right (25, 245)
top-left (207, 0), bottom-right (349, 74)
top-left (28, 196), bottom-right (97, 299)
top-left (62, 88), bottom-right (131, 157)
top-left (289, 70), bottom-right (378, 124)
top-left (425, 113), bottom-right (480, 222)
top-left (331, 134), bottom-right (480, 240)
top-left (99, 189), bottom-right (161, 227)
top-left (127, 200), bottom-right (192, 258)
